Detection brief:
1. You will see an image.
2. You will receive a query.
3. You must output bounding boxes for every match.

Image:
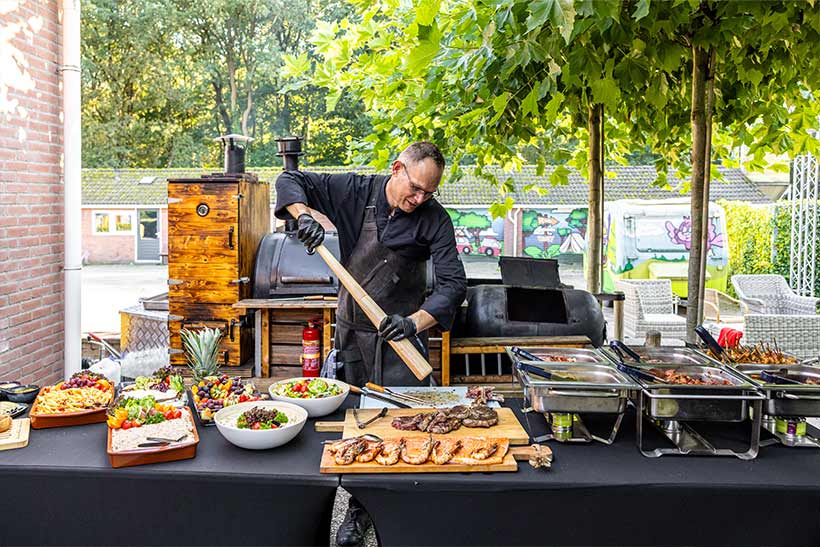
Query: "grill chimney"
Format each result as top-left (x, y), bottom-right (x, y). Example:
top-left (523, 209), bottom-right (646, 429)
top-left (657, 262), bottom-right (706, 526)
top-left (214, 134), bottom-right (253, 174)
top-left (275, 136), bottom-right (303, 171)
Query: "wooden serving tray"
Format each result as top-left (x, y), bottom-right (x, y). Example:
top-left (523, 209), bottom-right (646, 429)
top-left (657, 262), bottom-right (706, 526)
top-left (30, 386), bottom-right (114, 429)
top-left (315, 407), bottom-right (530, 446)
top-left (0, 418), bottom-right (30, 451)
top-left (321, 443), bottom-right (518, 474)
top-left (107, 409), bottom-right (199, 468)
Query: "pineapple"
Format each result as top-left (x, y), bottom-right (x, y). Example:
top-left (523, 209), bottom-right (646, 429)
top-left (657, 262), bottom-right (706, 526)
top-left (180, 327), bottom-right (223, 382)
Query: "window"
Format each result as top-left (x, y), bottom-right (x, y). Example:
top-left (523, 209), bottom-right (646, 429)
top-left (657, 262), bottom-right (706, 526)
top-left (93, 211), bottom-right (134, 235)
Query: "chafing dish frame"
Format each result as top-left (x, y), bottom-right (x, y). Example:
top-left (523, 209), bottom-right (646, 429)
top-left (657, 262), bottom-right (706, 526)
top-left (512, 355), bottom-right (640, 445)
top-left (731, 363), bottom-right (820, 448)
top-left (628, 363), bottom-right (765, 459)
top-left (601, 346), bottom-right (714, 366)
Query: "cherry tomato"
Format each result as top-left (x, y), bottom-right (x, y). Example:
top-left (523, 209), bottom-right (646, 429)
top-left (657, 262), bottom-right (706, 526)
top-left (173, 410), bottom-right (182, 419)
top-left (165, 411), bottom-right (174, 420)
top-left (122, 421), bottom-right (132, 430)
top-left (134, 421), bottom-right (142, 427)
top-left (252, 422), bottom-right (261, 430)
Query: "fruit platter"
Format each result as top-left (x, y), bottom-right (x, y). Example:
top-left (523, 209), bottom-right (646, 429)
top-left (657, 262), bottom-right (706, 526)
top-left (30, 371), bottom-right (115, 429)
top-left (190, 375), bottom-right (264, 426)
top-left (107, 394), bottom-right (199, 468)
top-left (120, 366), bottom-right (187, 407)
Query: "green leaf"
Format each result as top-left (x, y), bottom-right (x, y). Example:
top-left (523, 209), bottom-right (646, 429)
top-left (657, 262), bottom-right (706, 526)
top-left (281, 53), bottom-right (311, 78)
top-left (589, 77), bottom-right (620, 110)
top-left (550, 165), bottom-right (570, 186)
top-left (522, 86), bottom-right (539, 118)
top-left (526, 0), bottom-right (563, 33)
top-left (633, 0), bottom-right (650, 21)
top-left (489, 92), bottom-right (511, 125)
top-left (415, 0), bottom-right (441, 26)
top-left (543, 91), bottom-right (564, 123)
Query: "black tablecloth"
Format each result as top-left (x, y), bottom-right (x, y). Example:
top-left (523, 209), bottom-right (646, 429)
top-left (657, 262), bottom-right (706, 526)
top-left (342, 401), bottom-right (820, 547)
top-left (0, 404), bottom-right (343, 546)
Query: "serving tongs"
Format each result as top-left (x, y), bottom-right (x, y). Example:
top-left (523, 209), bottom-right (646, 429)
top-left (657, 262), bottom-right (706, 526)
top-left (608, 341), bottom-right (671, 384)
top-left (760, 369), bottom-right (804, 385)
top-left (364, 383), bottom-right (427, 405)
top-left (510, 346), bottom-right (546, 363)
top-left (350, 385), bottom-right (412, 409)
top-left (694, 326), bottom-right (731, 362)
top-left (516, 363), bottom-right (579, 383)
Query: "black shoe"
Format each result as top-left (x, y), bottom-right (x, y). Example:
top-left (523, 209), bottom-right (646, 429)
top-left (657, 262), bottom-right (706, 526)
top-left (336, 501), bottom-right (372, 547)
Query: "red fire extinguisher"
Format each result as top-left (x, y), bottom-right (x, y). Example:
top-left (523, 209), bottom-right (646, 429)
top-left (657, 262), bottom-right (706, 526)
top-left (301, 318), bottom-right (322, 377)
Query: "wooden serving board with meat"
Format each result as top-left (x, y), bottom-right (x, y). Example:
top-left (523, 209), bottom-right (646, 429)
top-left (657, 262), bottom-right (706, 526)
top-left (320, 435), bottom-right (518, 474)
top-left (316, 406), bottom-right (529, 446)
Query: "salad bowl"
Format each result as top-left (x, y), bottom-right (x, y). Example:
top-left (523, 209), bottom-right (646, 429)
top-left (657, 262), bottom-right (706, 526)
top-left (268, 377), bottom-right (349, 418)
top-left (214, 401), bottom-right (307, 450)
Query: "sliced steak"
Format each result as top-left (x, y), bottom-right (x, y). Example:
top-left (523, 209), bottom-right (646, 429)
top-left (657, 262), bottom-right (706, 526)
top-left (416, 412), bottom-right (438, 432)
top-left (391, 415), bottom-right (421, 431)
top-left (462, 405), bottom-right (499, 428)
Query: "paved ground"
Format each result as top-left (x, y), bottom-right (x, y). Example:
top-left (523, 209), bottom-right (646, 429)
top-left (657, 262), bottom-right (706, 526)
top-left (81, 264), bottom-right (167, 334)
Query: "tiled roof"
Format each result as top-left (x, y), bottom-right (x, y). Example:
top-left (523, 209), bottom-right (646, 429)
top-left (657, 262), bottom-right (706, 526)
top-left (82, 165), bottom-right (771, 207)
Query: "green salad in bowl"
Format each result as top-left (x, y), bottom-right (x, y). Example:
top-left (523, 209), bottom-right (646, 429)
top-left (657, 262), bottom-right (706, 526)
top-left (272, 378), bottom-right (342, 399)
top-left (269, 377), bottom-right (349, 418)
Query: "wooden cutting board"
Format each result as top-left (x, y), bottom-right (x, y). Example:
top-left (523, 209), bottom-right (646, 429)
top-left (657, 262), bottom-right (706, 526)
top-left (0, 418), bottom-right (30, 451)
top-left (316, 407), bottom-right (530, 446)
top-left (320, 437), bottom-right (517, 474)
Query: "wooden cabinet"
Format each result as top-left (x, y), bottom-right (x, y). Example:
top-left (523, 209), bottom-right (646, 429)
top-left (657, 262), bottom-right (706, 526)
top-left (167, 174), bottom-right (270, 368)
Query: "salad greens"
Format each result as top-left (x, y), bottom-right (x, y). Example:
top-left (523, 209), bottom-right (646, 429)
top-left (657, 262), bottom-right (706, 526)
top-left (272, 378), bottom-right (342, 399)
top-left (237, 407), bottom-right (289, 430)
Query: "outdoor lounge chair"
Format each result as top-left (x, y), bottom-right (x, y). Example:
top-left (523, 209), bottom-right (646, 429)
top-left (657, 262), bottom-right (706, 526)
top-left (704, 288), bottom-right (748, 324)
top-left (615, 279), bottom-right (686, 341)
top-left (731, 274), bottom-right (820, 315)
top-left (743, 313), bottom-right (820, 360)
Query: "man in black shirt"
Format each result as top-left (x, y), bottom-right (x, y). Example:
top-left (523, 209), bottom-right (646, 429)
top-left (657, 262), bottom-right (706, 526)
top-left (275, 142), bottom-right (467, 387)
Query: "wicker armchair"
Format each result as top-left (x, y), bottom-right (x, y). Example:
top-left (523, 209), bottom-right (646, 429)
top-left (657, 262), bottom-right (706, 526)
top-left (743, 314), bottom-right (820, 360)
top-left (615, 279), bottom-right (686, 341)
top-left (732, 274), bottom-right (819, 315)
top-left (704, 288), bottom-right (748, 324)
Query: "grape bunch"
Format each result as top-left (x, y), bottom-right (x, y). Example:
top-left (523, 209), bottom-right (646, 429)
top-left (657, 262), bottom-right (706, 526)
top-left (62, 372), bottom-right (106, 390)
top-left (193, 375), bottom-right (259, 419)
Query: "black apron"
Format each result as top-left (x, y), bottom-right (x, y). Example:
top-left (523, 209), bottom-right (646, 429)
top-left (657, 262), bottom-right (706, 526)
top-left (335, 179), bottom-right (429, 387)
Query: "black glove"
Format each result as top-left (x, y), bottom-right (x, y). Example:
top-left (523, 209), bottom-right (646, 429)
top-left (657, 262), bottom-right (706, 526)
top-left (296, 213), bottom-right (325, 252)
top-left (378, 314), bottom-right (416, 341)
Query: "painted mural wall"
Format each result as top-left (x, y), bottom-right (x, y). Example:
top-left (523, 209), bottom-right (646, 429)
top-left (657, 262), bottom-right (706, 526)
top-left (521, 208), bottom-right (589, 259)
top-left (445, 208), bottom-right (505, 258)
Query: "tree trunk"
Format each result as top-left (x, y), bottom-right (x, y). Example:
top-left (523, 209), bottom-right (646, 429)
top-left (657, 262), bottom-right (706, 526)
top-left (212, 79), bottom-right (233, 134)
top-left (697, 47), bottom-right (717, 323)
top-left (241, 87), bottom-right (253, 136)
top-left (687, 45), bottom-right (710, 342)
top-left (586, 103), bottom-right (604, 294)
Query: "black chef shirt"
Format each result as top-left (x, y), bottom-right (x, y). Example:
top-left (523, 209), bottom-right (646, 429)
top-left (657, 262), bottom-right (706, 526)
top-left (275, 171), bottom-right (467, 330)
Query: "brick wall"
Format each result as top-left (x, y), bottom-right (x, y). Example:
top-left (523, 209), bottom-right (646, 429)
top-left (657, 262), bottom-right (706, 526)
top-left (0, 1), bottom-right (64, 385)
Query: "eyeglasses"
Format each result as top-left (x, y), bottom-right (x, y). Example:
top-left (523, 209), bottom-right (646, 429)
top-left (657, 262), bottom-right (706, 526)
top-left (400, 162), bottom-right (439, 200)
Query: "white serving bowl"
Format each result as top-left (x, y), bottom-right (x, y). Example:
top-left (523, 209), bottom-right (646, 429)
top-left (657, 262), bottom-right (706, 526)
top-left (268, 377), bottom-right (350, 418)
top-left (214, 401), bottom-right (307, 450)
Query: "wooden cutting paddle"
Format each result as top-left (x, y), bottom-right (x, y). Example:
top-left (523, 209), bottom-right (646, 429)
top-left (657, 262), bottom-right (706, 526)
top-left (314, 245), bottom-right (433, 381)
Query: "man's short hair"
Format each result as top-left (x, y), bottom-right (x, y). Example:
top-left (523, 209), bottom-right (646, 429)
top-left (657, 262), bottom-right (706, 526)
top-left (401, 142), bottom-right (445, 171)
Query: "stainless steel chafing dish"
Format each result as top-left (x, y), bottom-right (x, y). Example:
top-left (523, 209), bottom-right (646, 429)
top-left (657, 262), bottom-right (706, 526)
top-left (507, 346), bottom-right (639, 444)
top-left (602, 341), bottom-right (765, 459)
top-left (601, 345), bottom-right (712, 366)
top-left (507, 346), bottom-right (608, 364)
top-left (515, 361), bottom-right (639, 414)
top-left (735, 364), bottom-right (820, 418)
top-left (625, 363), bottom-right (758, 421)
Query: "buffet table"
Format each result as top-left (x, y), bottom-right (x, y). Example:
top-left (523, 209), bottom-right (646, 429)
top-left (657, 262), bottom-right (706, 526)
top-left (0, 410), bottom-right (341, 546)
top-left (342, 402), bottom-right (820, 547)
top-left (3, 398), bottom-right (820, 547)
